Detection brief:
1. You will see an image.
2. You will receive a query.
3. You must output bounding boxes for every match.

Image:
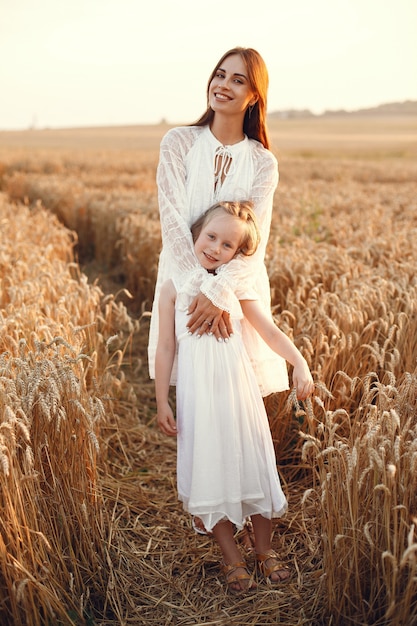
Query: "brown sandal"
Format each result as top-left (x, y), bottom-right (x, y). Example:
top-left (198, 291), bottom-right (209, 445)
top-left (256, 550), bottom-right (290, 585)
top-left (220, 561), bottom-right (256, 594)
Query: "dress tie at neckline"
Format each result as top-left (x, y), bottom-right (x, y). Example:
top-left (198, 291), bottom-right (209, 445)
top-left (214, 145), bottom-right (234, 198)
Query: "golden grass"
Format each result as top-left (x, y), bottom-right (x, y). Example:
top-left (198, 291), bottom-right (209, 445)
top-left (0, 196), bottom-right (139, 623)
top-left (0, 118), bottom-right (417, 624)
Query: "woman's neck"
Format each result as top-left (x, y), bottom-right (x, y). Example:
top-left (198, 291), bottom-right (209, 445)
top-left (210, 115), bottom-right (245, 146)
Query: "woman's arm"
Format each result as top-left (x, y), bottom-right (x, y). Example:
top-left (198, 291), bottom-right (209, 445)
top-left (155, 281), bottom-right (177, 436)
top-left (157, 129), bottom-right (201, 273)
top-left (241, 299), bottom-right (314, 401)
top-left (156, 128), bottom-right (206, 273)
top-left (157, 132), bottom-right (278, 338)
top-left (188, 148), bottom-right (278, 336)
top-left (157, 129), bottom-right (233, 339)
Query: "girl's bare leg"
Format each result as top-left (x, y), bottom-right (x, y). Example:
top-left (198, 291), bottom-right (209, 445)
top-left (251, 514), bottom-right (290, 583)
top-left (250, 514), bottom-right (273, 553)
top-left (212, 520), bottom-right (255, 592)
top-left (212, 520), bottom-right (243, 564)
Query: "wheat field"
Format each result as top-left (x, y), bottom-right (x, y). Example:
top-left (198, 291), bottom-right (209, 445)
top-left (0, 115), bottom-right (417, 625)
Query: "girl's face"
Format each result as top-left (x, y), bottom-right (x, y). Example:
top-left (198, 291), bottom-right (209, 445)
top-left (194, 212), bottom-right (244, 271)
top-left (208, 54), bottom-right (256, 117)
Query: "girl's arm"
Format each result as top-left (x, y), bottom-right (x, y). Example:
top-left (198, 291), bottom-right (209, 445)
top-left (241, 300), bottom-right (314, 401)
top-left (155, 280), bottom-right (177, 436)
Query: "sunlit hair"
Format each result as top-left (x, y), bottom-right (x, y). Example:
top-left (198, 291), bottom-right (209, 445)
top-left (192, 47), bottom-right (270, 150)
top-left (191, 200), bottom-right (260, 257)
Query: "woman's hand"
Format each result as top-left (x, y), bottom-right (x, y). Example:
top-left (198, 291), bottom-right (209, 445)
top-left (187, 293), bottom-right (233, 341)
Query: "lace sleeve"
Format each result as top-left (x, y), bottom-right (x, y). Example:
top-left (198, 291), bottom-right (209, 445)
top-left (157, 129), bottom-right (200, 274)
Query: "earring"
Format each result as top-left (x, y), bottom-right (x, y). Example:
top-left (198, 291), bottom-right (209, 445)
top-left (248, 104), bottom-right (254, 118)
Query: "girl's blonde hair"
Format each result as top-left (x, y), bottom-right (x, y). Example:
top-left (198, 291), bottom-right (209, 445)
top-left (191, 201), bottom-right (260, 257)
top-left (192, 47), bottom-right (271, 150)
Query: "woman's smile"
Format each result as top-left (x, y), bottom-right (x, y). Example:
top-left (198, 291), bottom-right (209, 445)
top-left (214, 91), bottom-right (232, 101)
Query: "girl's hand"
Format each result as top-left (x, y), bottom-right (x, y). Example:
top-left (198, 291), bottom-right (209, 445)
top-left (187, 293), bottom-right (233, 341)
top-left (157, 404), bottom-right (177, 436)
top-left (292, 358), bottom-right (315, 401)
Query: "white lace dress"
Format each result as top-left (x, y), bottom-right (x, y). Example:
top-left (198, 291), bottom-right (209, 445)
top-left (148, 124), bottom-right (289, 396)
top-left (173, 275), bottom-right (288, 532)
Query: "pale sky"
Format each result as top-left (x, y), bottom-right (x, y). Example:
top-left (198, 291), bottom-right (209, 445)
top-left (0, 0), bottom-right (416, 130)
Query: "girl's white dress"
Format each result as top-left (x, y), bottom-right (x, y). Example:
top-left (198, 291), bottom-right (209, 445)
top-left (148, 125), bottom-right (289, 397)
top-left (174, 275), bottom-right (288, 532)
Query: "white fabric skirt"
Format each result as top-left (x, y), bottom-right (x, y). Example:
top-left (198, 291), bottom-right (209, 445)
top-left (175, 308), bottom-right (288, 532)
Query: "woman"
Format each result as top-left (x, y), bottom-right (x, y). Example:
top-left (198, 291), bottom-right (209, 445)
top-left (148, 47), bottom-right (291, 589)
top-left (148, 46), bottom-right (288, 396)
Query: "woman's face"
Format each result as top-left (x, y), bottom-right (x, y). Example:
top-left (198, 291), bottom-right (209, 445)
top-left (208, 54), bottom-right (256, 117)
top-left (194, 212), bottom-right (244, 271)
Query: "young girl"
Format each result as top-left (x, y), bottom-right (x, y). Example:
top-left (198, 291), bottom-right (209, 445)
top-left (155, 201), bottom-right (314, 594)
